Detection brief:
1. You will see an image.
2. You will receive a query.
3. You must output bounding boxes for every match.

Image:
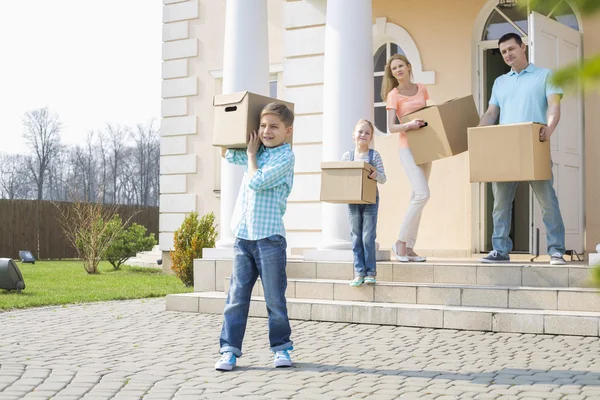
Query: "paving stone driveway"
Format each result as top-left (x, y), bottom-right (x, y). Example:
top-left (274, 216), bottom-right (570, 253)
top-left (2, 298), bottom-right (600, 399)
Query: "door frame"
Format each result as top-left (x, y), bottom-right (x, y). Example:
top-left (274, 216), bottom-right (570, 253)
top-left (470, 0), bottom-right (584, 254)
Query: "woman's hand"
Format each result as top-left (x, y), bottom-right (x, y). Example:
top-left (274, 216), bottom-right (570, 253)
top-left (406, 119), bottom-right (426, 131)
top-left (368, 170), bottom-right (378, 180)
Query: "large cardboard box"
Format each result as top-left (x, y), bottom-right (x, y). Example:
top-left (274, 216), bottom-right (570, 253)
top-left (400, 95), bottom-right (479, 165)
top-left (468, 122), bottom-right (551, 182)
top-left (320, 161), bottom-right (376, 204)
top-left (212, 91), bottom-right (294, 148)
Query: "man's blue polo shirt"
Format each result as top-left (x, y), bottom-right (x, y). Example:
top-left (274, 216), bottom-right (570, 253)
top-left (489, 63), bottom-right (563, 125)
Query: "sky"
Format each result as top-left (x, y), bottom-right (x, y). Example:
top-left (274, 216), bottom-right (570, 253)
top-left (0, 0), bottom-right (162, 154)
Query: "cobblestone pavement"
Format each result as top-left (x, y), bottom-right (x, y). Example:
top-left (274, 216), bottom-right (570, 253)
top-left (2, 298), bottom-right (600, 399)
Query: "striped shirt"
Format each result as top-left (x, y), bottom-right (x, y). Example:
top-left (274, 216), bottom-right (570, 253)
top-left (226, 144), bottom-right (295, 240)
top-left (341, 149), bottom-right (387, 184)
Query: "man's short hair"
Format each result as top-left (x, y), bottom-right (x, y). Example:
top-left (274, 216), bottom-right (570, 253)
top-left (498, 32), bottom-right (523, 47)
top-left (261, 102), bottom-right (295, 127)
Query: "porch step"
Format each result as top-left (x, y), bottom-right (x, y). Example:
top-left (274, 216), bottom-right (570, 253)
top-left (223, 277), bottom-right (600, 313)
top-left (165, 291), bottom-right (600, 337)
top-left (195, 259), bottom-right (594, 291)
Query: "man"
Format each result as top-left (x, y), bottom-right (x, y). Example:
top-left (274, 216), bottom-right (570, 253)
top-left (478, 32), bottom-right (566, 265)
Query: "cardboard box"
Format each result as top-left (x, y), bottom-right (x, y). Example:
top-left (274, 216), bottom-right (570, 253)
top-left (212, 91), bottom-right (294, 148)
top-left (320, 161), bottom-right (377, 204)
top-left (468, 122), bottom-right (551, 182)
top-left (400, 95), bottom-right (479, 165)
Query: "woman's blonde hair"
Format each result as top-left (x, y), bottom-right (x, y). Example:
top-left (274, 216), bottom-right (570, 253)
top-left (380, 53), bottom-right (413, 102)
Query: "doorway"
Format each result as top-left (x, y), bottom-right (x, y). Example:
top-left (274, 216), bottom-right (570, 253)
top-left (481, 48), bottom-right (530, 253)
top-left (473, 0), bottom-right (584, 256)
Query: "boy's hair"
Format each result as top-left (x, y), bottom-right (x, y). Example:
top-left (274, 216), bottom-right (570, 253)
top-left (261, 102), bottom-right (295, 127)
top-left (354, 119), bottom-right (374, 134)
top-left (498, 32), bottom-right (523, 47)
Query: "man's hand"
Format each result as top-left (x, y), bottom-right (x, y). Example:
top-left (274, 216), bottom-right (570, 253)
top-left (539, 126), bottom-right (554, 142)
top-left (247, 130), bottom-right (261, 156)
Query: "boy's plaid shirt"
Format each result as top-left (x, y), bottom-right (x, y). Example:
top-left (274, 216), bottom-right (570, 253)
top-left (225, 144), bottom-right (295, 240)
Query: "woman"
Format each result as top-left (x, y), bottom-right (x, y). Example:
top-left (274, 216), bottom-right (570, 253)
top-left (382, 54), bottom-right (430, 263)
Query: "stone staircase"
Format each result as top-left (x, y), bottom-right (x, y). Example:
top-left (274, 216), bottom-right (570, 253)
top-left (124, 245), bottom-right (162, 268)
top-left (166, 258), bottom-right (600, 336)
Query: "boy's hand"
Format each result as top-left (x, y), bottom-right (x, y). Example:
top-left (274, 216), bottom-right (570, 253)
top-left (247, 130), bottom-right (261, 156)
top-left (368, 170), bottom-right (378, 180)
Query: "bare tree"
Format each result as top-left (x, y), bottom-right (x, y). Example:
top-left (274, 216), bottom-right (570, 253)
top-left (0, 153), bottom-right (31, 199)
top-left (131, 121), bottom-right (159, 206)
top-left (45, 145), bottom-right (70, 201)
top-left (106, 123), bottom-right (128, 204)
top-left (96, 130), bottom-right (109, 204)
top-left (22, 107), bottom-right (62, 200)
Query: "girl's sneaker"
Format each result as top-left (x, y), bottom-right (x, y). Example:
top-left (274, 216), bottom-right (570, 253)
top-left (349, 276), bottom-right (364, 287)
top-left (364, 276), bottom-right (376, 285)
top-left (274, 349), bottom-right (293, 368)
top-left (215, 352), bottom-right (236, 371)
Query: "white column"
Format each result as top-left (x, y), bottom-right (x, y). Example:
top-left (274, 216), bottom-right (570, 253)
top-left (320, 0), bottom-right (374, 250)
top-left (590, 244), bottom-right (600, 266)
top-left (212, 0), bottom-right (270, 254)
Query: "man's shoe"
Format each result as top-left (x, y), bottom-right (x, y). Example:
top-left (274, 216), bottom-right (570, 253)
top-left (215, 352), bottom-right (236, 371)
top-left (480, 250), bottom-right (510, 263)
top-left (274, 349), bottom-right (293, 368)
top-left (550, 252), bottom-right (566, 265)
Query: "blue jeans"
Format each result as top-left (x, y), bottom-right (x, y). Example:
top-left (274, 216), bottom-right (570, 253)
top-left (348, 196), bottom-right (379, 277)
top-left (492, 172), bottom-right (565, 257)
top-left (219, 235), bottom-right (292, 357)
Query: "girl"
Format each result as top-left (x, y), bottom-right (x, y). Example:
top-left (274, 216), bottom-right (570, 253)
top-left (382, 54), bottom-right (430, 263)
top-left (342, 119), bottom-right (386, 287)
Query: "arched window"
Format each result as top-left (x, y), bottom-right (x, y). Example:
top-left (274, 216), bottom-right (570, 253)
top-left (372, 18), bottom-right (435, 135)
top-left (483, 0), bottom-right (579, 40)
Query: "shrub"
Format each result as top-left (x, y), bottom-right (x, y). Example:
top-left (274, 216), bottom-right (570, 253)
top-left (57, 199), bottom-right (133, 274)
top-left (104, 215), bottom-right (157, 270)
top-left (171, 212), bottom-right (217, 286)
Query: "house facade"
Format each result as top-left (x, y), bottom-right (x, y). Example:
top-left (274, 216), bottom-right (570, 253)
top-left (158, 0), bottom-right (600, 268)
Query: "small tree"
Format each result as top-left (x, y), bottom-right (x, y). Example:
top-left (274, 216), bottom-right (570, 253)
top-left (104, 215), bottom-right (157, 270)
top-left (56, 192), bottom-right (138, 274)
top-left (171, 212), bottom-right (217, 286)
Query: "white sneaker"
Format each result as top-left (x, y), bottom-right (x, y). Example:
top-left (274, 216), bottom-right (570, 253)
top-left (273, 349), bottom-right (293, 368)
top-left (215, 352), bottom-right (236, 371)
top-left (550, 253), bottom-right (566, 265)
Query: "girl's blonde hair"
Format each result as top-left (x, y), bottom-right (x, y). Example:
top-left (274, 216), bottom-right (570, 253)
top-left (380, 54), bottom-right (413, 102)
top-left (354, 119), bottom-right (374, 135)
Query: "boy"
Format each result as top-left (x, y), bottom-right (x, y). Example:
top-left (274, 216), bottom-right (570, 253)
top-left (215, 102), bottom-right (295, 371)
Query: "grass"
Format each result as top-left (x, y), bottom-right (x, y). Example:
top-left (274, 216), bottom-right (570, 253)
top-left (0, 260), bottom-right (193, 311)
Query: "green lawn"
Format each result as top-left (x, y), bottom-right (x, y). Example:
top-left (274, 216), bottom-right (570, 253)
top-left (0, 260), bottom-right (193, 311)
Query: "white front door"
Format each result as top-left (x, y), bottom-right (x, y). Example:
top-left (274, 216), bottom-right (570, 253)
top-left (529, 11), bottom-right (584, 254)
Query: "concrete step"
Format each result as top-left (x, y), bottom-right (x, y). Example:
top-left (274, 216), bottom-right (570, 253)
top-left (136, 252), bottom-right (162, 263)
top-left (224, 277), bottom-right (600, 313)
top-left (195, 259), bottom-right (595, 292)
top-left (166, 291), bottom-right (600, 337)
top-left (123, 258), bottom-right (161, 268)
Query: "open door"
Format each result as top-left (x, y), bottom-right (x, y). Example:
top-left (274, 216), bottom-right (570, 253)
top-left (528, 11), bottom-right (584, 255)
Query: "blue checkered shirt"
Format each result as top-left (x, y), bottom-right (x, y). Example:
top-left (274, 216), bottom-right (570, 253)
top-left (226, 144), bottom-right (295, 240)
